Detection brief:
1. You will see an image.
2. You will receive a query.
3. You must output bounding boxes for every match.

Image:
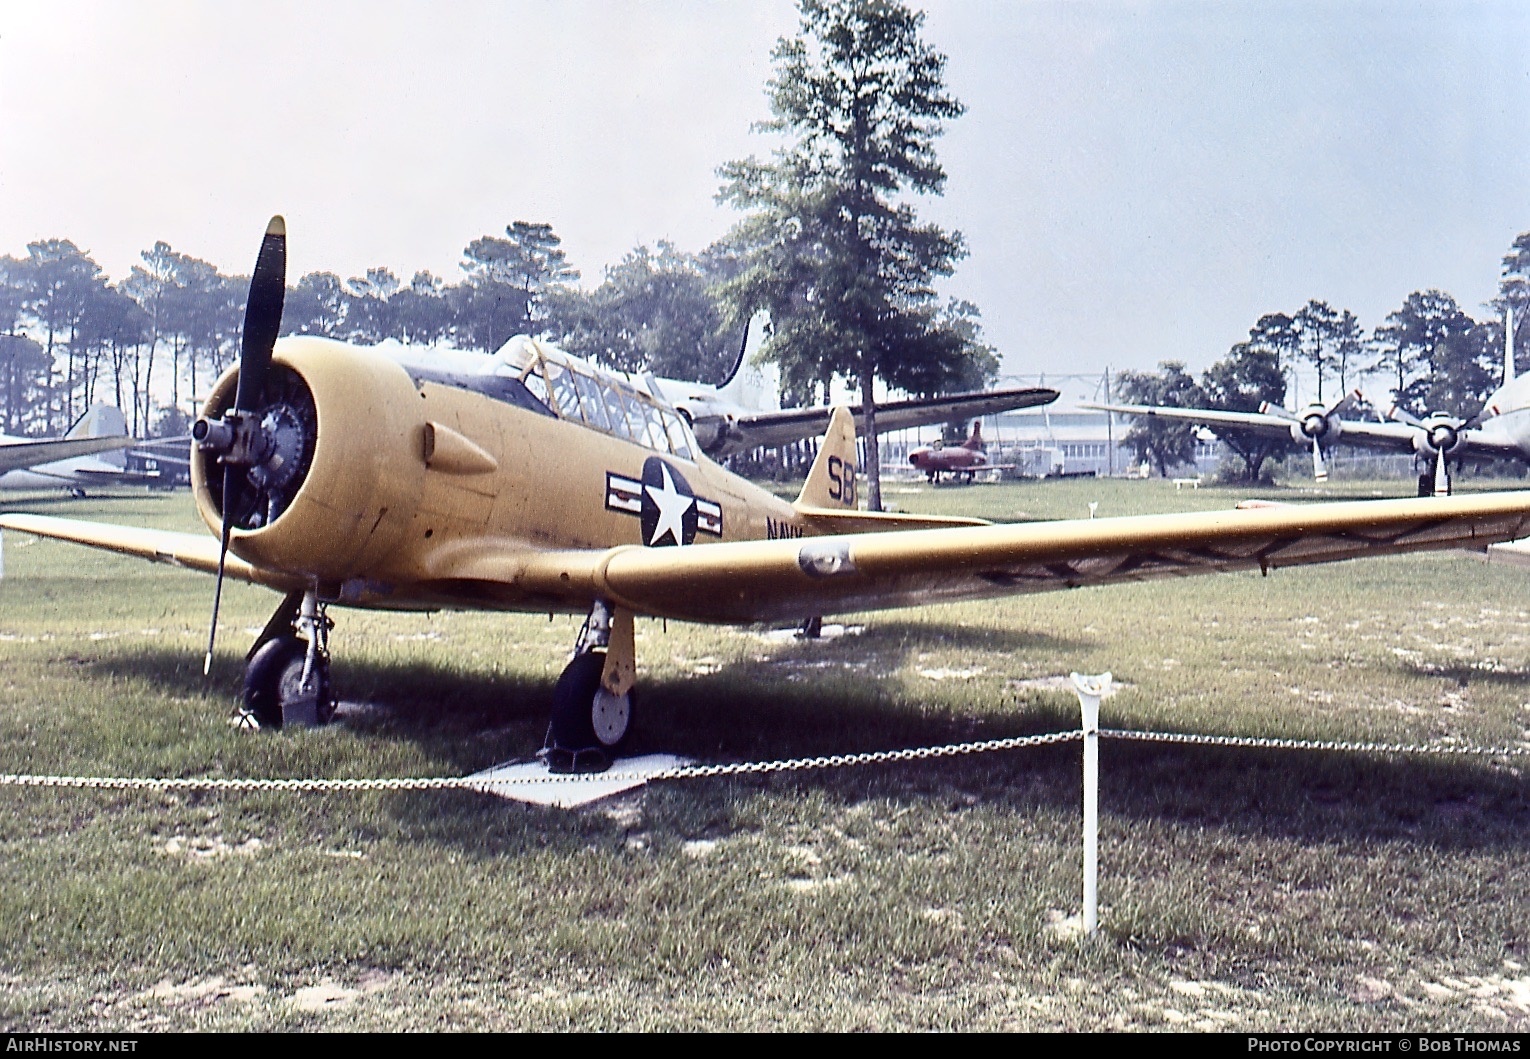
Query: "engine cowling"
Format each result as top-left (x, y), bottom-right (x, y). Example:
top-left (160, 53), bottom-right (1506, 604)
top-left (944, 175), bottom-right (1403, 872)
top-left (1412, 414), bottom-right (1465, 457)
top-left (1290, 403), bottom-right (1344, 445)
top-left (194, 337), bottom-right (429, 585)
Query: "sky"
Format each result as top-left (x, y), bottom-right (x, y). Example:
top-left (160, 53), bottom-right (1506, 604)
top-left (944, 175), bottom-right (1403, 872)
top-left (2, 1), bottom-right (1527, 406)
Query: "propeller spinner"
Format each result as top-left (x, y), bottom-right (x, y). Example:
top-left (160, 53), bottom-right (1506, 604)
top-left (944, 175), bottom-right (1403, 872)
top-left (1387, 404), bottom-right (1462, 497)
top-left (1278, 397), bottom-right (1349, 483)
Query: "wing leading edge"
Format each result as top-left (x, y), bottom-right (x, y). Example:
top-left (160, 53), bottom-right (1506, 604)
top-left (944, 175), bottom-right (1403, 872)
top-left (521, 491), bottom-right (1530, 622)
top-left (719, 387), bottom-right (1059, 456)
top-left (0, 435), bottom-right (136, 476)
top-left (0, 513), bottom-right (305, 593)
top-left (7, 492), bottom-right (1530, 624)
top-left (1081, 401), bottom-right (1526, 460)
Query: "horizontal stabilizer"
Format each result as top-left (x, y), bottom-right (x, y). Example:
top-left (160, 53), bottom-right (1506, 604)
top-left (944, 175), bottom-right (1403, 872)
top-left (795, 506), bottom-right (990, 534)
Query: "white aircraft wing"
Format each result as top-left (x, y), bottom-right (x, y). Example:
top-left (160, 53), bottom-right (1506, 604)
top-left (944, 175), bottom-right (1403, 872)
top-left (0, 435), bottom-right (135, 476)
top-left (705, 387), bottom-right (1059, 458)
top-left (1083, 401), bottom-right (1527, 462)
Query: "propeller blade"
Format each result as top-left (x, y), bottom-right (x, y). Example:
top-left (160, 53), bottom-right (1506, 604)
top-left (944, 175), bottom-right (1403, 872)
top-left (1433, 449), bottom-right (1450, 497)
top-left (235, 216), bottom-right (287, 413)
top-left (1259, 402), bottom-right (1297, 421)
top-left (1388, 404), bottom-right (1423, 428)
top-left (206, 216), bottom-right (285, 674)
top-left (204, 467), bottom-right (236, 674)
top-left (1311, 437), bottom-right (1328, 483)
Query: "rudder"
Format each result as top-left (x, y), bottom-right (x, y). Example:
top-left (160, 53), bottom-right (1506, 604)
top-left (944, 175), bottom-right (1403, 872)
top-left (795, 406), bottom-right (860, 511)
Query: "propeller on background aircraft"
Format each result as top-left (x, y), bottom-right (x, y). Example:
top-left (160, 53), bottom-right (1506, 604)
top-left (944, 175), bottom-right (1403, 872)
top-left (192, 216), bottom-right (290, 674)
top-left (1260, 394), bottom-right (1354, 483)
top-left (1386, 405), bottom-right (1464, 498)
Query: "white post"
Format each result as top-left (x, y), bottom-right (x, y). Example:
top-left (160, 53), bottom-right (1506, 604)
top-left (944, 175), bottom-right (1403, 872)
top-left (1071, 671), bottom-right (1111, 935)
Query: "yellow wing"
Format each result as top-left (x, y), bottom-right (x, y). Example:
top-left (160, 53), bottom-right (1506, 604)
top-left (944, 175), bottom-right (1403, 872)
top-left (0, 513), bottom-right (307, 594)
top-left (511, 491), bottom-right (1530, 623)
top-left (6, 492), bottom-right (1530, 624)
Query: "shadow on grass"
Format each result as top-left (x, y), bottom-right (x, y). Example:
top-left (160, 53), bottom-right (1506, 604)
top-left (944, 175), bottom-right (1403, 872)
top-left (1388, 658), bottom-right (1530, 690)
top-left (800, 618), bottom-right (1086, 657)
top-left (82, 643), bottom-right (1530, 858)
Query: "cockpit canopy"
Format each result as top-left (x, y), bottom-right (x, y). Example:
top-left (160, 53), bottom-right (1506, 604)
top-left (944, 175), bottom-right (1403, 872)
top-left (491, 337), bottom-right (698, 461)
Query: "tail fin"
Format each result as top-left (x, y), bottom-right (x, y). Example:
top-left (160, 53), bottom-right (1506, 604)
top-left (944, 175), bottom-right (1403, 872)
top-left (65, 404), bottom-right (128, 440)
top-left (794, 406), bottom-right (988, 532)
top-left (717, 311), bottom-right (769, 405)
top-left (963, 421), bottom-right (985, 451)
top-left (795, 406), bottom-right (860, 511)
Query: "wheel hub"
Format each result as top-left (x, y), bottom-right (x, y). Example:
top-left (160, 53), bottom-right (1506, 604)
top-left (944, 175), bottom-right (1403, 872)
top-left (591, 688), bottom-right (631, 746)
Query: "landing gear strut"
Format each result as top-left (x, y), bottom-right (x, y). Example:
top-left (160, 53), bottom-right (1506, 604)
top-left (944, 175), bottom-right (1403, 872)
top-left (546, 600), bottom-right (636, 772)
top-left (237, 589), bottom-right (334, 730)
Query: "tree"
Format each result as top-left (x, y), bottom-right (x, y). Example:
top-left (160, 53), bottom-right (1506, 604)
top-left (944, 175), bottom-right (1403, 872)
top-left (458, 221), bottom-right (579, 352)
top-left (1494, 230), bottom-right (1530, 377)
top-left (717, 0), bottom-right (971, 510)
top-left (1199, 338), bottom-right (1291, 483)
top-left (84, 285), bottom-right (150, 423)
top-left (345, 267), bottom-right (401, 344)
top-left (1421, 321), bottom-right (1497, 418)
top-left (120, 241), bottom-right (179, 435)
top-left (0, 332), bottom-right (47, 435)
top-left (392, 271), bottom-right (453, 347)
top-left (1331, 309), bottom-right (1366, 397)
top-left (1293, 299), bottom-right (1340, 402)
top-left (19, 239), bottom-right (110, 433)
top-left (283, 272), bottom-right (349, 339)
top-left (1245, 312), bottom-right (1300, 397)
top-left (551, 241), bottom-right (736, 382)
top-left (159, 252), bottom-right (239, 414)
top-left (1115, 361), bottom-right (1204, 477)
top-left (0, 255), bottom-right (47, 433)
top-left (1372, 290), bottom-right (1476, 416)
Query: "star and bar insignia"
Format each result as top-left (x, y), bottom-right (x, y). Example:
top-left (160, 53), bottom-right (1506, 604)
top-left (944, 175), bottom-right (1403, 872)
top-left (605, 458), bottom-right (722, 547)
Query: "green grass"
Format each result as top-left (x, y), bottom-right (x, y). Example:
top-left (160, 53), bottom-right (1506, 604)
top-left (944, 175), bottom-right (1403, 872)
top-left (1, 480), bottom-right (1527, 1030)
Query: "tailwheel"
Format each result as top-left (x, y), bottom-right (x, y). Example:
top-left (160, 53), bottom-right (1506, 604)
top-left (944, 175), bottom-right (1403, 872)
top-left (547, 650), bottom-right (637, 773)
top-left (239, 633), bottom-right (333, 730)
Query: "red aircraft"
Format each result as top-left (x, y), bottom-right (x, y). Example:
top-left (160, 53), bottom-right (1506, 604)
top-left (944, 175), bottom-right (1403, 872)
top-left (908, 422), bottom-right (991, 483)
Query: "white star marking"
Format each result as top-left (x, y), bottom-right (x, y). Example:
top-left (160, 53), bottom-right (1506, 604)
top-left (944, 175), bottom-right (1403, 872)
top-left (644, 464), bottom-right (695, 546)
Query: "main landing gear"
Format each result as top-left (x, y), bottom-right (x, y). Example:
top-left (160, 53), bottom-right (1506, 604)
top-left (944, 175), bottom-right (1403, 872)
top-left (545, 600), bottom-right (637, 773)
top-left (230, 590), bottom-right (635, 771)
top-left (236, 589), bottom-right (334, 730)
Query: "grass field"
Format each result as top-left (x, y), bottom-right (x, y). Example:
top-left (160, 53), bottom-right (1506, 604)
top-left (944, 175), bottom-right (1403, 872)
top-left (1, 477), bottom-right (1527, 1031)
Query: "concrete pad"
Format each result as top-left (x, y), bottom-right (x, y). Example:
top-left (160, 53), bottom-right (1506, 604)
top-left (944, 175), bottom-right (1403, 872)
top-left (466, 753), bottom-right (692, 809)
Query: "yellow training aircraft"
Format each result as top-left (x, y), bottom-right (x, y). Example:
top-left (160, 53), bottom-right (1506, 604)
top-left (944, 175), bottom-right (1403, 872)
top-left (6, 217), bottom-right (1530, 770)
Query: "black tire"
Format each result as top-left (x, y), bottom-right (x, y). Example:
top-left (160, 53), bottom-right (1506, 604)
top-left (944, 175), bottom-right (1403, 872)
top-left (549, 650), bottom-right (635, 756)
top-left (242, 635), bottom-right (333, 730)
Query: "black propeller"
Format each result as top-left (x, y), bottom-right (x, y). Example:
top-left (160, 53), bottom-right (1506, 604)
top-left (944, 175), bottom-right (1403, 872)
top-left (195, 216), bottom-right (287, 675)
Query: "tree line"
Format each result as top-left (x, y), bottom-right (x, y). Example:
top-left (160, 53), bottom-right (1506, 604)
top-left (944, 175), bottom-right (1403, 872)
top-left (1, 1), bottom-right (997, 512)
top-left (1118, 231), bottom-right (1530, 480)
top-left (0, 227), bottom-right (752, 439)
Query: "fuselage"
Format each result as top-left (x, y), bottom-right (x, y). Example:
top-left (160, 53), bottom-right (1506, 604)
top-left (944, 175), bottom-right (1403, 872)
top-left (908, 441), bottom-right (987, 479)
top-left (1474, 373), bottom-right (1530, 458)
top-left (196, 336), bottom-right (817, 614)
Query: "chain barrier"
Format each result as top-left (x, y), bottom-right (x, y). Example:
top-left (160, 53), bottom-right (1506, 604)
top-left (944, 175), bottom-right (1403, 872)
top-left (1100, 728), bottom-right (1530, 758)
top-left (0, 731), bottom-right (1083, 793)
top-left (0, 726), bottom-right (1523, 795)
